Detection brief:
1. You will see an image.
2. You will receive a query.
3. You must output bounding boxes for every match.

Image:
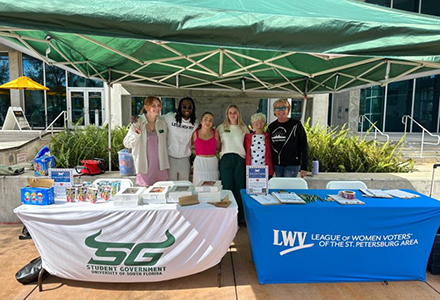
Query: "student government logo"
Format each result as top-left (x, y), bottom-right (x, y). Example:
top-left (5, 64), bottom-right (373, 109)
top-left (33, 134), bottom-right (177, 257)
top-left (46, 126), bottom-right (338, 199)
top-left (85, 230), bottom-right (175, 277)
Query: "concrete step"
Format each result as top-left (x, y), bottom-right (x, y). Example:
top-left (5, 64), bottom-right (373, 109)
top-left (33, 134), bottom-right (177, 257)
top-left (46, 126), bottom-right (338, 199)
top-left (403, 156), bottom-right (440, 163)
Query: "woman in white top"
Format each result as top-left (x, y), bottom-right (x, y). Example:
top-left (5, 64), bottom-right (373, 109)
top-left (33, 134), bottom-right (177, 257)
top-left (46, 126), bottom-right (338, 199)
top-left (123, 96), bottom-right (169, 186)
top-left (164, 97), bottom-right (198, 181)
top-left (218, 104), bottom-right (249, 224)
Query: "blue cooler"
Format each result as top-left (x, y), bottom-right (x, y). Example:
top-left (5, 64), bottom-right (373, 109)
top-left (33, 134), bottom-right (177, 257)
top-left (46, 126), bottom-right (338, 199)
top-left (118, 149), bottom-right (135, 176)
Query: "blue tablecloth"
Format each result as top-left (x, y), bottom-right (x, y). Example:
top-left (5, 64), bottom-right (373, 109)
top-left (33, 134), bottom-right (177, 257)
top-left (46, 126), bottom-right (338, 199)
top-left (241, 189), bottom-right (440, 284)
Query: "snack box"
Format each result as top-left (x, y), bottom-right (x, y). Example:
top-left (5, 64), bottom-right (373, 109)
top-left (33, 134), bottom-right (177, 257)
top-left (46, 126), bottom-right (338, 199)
top-left (197, 190), bottom-right (222, 203)
top-left (168, 184), bottom-right (194, 203)
top-left (34, 156), bottom-right (55, 177)
top-left (195, 180), bottom-right (222, 192)
top-left (142, 186), bottom-right (169, 204)
top-left (113, 186), bottom-right (145, 207)
top-left (21, 187), bottom-right (54, 205)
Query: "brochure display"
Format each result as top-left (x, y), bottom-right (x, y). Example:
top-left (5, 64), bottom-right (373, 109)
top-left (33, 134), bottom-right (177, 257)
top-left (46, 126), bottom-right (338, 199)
top-left (14, 190), bottom-right (238, 282)
top-left (49, 168), bottom-right (74, 200)
top-left (246, 166), bottom-right (268, 195)
top-left (241, 188), bottom-right (440, 284)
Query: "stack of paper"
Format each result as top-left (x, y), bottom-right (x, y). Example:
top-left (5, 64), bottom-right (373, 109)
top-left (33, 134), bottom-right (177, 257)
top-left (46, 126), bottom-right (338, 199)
top-left (271, 192), bottom-right (306, 204)
top-left (250, 195), bottom-right (280, 205)
top-left (384, 189), bottom-right (420, 199)
top-left (360, 189), bottom-right (393, 198)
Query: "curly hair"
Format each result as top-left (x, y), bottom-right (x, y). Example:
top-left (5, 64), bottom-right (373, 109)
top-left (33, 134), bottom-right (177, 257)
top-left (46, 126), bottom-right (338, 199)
top-left (175, 97), bottom-right (196, 125)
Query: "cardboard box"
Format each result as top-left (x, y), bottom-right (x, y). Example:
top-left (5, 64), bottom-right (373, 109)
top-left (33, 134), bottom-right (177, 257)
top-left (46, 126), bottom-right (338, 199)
top-left (21, 187), bottom-right (54, 205)
top-left (28, 178), bottom-right (54, 188)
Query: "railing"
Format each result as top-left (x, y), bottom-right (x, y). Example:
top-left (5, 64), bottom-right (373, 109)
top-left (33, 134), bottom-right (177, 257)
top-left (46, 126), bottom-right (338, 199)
top-left (39, 111), bottom-right (68, 139)
top-left (358, 115), bottom-right (390, 142)
top-left (402, 115), bottom-right (440, 157)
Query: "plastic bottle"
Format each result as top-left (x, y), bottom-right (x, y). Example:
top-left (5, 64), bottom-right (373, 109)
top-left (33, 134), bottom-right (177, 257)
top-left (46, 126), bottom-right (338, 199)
top-left (312, 158), bottom-right (319, 176)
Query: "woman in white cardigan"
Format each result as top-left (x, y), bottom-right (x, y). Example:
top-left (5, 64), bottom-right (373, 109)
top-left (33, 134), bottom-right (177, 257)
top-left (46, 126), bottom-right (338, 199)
top-left (123, 96), bottom-right (169, 186)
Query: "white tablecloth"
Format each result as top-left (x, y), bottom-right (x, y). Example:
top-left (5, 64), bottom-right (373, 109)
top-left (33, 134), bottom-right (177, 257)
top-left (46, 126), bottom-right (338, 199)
top-left (14, 190), bottom-right (238, 282)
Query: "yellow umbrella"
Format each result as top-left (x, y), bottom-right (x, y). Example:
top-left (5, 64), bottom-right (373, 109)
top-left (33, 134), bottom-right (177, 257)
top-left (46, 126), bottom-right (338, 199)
top-left (0, 76), bottom-right (49, 90)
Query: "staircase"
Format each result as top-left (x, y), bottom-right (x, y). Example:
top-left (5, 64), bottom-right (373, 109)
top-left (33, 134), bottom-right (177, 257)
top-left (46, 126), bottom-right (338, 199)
top-left (0, 130), bottom-right (61, 165)
top-left (360, 132), bottom-right (440, 163)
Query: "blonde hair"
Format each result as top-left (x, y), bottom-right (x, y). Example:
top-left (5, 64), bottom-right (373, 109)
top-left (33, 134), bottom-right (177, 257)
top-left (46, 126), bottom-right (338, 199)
top-left (140, 96), bottom-right (161, 114)
top-left (272, 99), bottom-right (290, 116)
top-left (221, 104), bottom-right (247, 133)
top-left (250, 113), bottom-right (266, 124)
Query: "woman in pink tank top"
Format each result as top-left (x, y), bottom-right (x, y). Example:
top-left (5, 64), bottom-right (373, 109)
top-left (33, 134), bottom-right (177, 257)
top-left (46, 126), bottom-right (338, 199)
top-left (191, 112), bottom-right (220, 185)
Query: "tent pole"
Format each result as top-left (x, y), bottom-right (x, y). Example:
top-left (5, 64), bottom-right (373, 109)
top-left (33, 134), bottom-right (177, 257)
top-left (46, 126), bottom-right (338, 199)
top-left (108, 68), bottom-right (112, 171)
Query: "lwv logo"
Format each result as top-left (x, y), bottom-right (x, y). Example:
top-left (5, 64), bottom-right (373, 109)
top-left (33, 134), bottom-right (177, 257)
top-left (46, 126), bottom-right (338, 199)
top-left (273, 229), bottom-right (314, 256)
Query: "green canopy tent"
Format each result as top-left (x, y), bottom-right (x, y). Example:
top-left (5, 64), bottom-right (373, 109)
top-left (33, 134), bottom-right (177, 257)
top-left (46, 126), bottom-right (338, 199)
top-left (0, 0), bottom-right (439, 168)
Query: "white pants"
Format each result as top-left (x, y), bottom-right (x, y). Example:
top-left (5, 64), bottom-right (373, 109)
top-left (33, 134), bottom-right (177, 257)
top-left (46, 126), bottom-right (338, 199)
top-left (192, 156), bottom-right (219, 186)
top-left (168, 156), bottom-right (191, 181)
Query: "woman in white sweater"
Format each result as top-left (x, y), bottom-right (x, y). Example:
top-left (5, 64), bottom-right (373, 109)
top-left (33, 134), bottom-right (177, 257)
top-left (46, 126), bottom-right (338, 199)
top-left (218, 104), bottom-right (249, 224)
top-left (123, 96), bottom-right (169, 186)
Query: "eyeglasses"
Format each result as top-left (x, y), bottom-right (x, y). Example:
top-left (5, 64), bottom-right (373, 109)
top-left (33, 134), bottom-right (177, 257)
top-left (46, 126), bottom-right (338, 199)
top-left (182, 106), bottom-right (193, 110)
top-left (275, 106), bottom-right (287, 111)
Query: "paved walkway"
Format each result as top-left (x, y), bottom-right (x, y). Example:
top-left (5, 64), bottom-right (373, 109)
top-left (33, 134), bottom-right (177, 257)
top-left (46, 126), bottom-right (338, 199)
top-left (2, 224), bottom-right (440, 300)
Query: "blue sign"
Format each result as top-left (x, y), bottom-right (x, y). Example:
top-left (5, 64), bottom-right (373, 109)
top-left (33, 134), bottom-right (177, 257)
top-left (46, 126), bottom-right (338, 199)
top-left (241, 188), bottom-right (440, 284)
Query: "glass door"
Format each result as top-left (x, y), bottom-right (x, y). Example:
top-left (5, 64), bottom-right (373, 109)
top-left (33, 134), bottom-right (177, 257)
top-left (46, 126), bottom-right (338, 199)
top-left (88, 91), bottom-right (103, 126)
top-left (68, 89), bottom-right (104, 127)
top-left (70, 91), bottom-right (85, 126)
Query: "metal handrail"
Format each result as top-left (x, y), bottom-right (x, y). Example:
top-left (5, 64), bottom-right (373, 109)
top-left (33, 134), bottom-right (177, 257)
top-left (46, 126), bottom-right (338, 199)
top-left (39, 111), bottom-right (68, 139)
top-left (401, 115), bottom-right (440, 157)
top-left (358, 115), bottom-right (390, 142)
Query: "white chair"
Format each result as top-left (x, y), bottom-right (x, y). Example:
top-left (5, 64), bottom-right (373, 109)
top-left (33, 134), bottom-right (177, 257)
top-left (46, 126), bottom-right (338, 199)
top-left (268, 178), bottom-right (308, 189)
top-left (326, 180), bottom-right (367, 190)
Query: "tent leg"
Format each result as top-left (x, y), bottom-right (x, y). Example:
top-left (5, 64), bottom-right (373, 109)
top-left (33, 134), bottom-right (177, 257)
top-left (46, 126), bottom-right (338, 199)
top-left (107, 71), bottom-right (112, 172)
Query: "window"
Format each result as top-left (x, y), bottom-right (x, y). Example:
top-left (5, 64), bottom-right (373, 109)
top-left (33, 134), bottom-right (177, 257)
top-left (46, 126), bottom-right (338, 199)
top-left (359, 86), bottom-right (385, 131)
top-left (421, 0), bottom-right (440, 16)
top-left (23, 54), bottom-right (45, 128)
top-left (45, 64), bottom-right (66, 127)
top-left (365, 0), bottom-right (391, 7)
top-left (327, 94), bottom-right (332, 126)
top-left (68, 72), bottom-right (103, 87)
top-left (393, 0), bottom-right (420, 12)
top-left (413, 75), bottom-right (440, 132)
top-left (0, 53), bottom-right (10, 125)
top-left (257, 99), bottom-right (268, 117)
top-left (385, 80), bottom-right (413, 132)
top-left (291, 100), bottom-right (302, 120)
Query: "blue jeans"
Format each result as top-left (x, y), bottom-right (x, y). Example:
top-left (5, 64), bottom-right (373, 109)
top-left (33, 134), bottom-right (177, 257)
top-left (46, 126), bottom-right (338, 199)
top-left (274, 165), bottom-right (300, 178)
